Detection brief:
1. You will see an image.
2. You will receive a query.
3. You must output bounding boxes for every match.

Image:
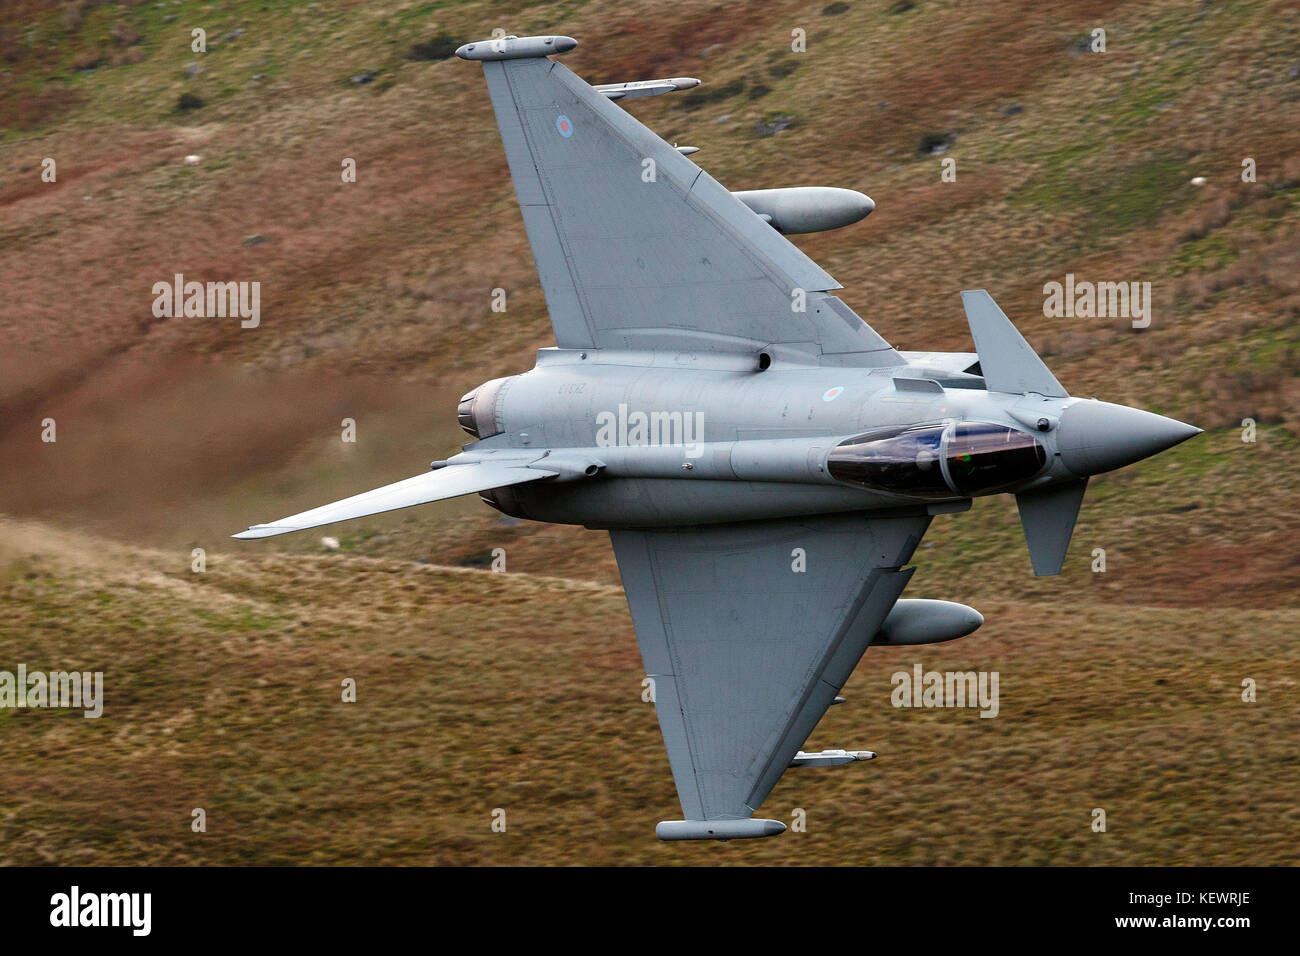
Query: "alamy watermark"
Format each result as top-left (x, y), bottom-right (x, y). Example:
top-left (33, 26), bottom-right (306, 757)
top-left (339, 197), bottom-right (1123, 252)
top-left (1043, 274), bottom-right (1151, 329)
top-left (595, 403), bottom-right (705, 457)
top-left (0, 666), bottom-right (103, 718)
top-left (50, 886), bottom-right (150, 936)
top-left (891, 664), bottom-right (999, 718)
top-left (151, 273), bottom-right (260, 328)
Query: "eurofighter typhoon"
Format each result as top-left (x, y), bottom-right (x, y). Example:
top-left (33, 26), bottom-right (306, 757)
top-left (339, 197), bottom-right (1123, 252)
top-left (235, 35), bottom-right (1201, 841)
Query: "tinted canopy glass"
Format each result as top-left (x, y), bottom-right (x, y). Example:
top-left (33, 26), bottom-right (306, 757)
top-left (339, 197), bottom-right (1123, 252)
top-left (828, 421), bottom-right (1046, 499)
top-left (827, 425), bottom-right (952, 498)
top-left (945, 422), bottom-right (1046, 495)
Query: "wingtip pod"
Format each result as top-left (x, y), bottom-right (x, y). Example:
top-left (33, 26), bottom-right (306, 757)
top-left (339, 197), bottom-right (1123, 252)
top-left (455, 34), bottom-right (577, 61)
top-left (656, 819), bottom-right (787, 841)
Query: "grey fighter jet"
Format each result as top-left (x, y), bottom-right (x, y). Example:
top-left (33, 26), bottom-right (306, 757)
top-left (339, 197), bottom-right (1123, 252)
top-left (235, 34), bottom-right (1201, 842)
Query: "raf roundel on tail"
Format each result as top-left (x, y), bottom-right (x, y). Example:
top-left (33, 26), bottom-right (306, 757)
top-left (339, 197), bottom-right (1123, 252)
top-left (234, 34), bottom-right (1202, 842)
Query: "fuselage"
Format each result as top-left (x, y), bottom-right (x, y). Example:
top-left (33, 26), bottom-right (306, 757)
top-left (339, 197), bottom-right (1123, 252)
top-left (460, 347), bottom-right (1083, 529)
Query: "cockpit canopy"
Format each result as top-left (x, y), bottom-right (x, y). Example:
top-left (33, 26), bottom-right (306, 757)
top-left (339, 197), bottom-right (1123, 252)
top-left (828, 421), bottom-right (1047, 499)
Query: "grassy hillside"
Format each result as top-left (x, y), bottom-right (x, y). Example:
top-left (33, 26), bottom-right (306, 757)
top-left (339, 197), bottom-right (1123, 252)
top-left (1, 0), bottom-right (1298, 864)
top-left (3, 519), bottom-right (1297, 865)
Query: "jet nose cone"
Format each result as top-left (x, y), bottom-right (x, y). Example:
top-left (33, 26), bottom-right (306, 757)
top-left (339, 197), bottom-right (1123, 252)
top-left (1058, 401), bottom-right (1202, 477)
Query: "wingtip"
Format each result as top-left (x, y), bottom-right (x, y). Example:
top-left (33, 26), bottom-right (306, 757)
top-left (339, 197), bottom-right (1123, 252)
top-left (456, 34), bottom-right (577, 61)
top-left (231, 525), bottom-right (280, 540)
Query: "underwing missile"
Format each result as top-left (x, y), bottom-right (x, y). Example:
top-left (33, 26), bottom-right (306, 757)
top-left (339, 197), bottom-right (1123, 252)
top-left (789, 749), bottom-right (877, 767)
top-left (594, 77), bottom-right (700, 100)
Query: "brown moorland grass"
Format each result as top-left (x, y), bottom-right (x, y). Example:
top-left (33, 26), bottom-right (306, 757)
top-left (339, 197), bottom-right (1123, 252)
top-left (1, 518), bottom-right (1297, 866)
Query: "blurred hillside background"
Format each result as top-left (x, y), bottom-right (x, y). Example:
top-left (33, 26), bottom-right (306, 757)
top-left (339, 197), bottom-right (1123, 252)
top-left (0, 0), bottom-right (1297, 864)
